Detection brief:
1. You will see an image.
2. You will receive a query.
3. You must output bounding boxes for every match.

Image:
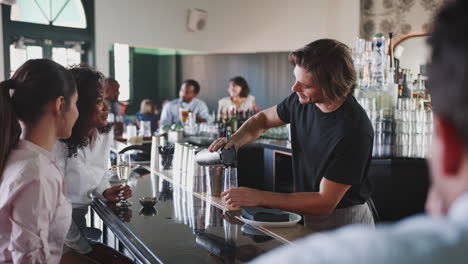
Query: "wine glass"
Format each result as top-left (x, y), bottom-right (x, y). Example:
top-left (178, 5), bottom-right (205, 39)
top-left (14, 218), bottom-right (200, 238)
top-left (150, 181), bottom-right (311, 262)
top-left (117, 153), bottom-right (132, 207)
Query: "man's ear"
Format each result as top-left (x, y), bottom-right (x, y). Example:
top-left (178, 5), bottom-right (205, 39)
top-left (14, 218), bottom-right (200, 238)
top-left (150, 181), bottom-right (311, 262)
top-left (434, 116), bottom-right (463, 176)
top-left (53, 96), bottom-right (66, 116)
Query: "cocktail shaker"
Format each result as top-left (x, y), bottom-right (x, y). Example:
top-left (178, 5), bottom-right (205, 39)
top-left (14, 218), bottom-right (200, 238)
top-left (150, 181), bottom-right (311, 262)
top-left (195, 131), bottom-right (237, 168)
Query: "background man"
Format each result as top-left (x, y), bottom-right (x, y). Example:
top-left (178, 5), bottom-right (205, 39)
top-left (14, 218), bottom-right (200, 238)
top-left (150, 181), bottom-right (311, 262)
top-left (160, 79), bottom-right (212, 126)
top-left (103, 77), bottom-right (121, 117)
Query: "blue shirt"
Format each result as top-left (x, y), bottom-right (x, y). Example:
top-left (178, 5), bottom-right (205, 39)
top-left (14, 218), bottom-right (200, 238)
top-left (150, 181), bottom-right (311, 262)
top-left (159, 98), bottom-right (212, 127)
top-left (250, 192), bottom-right (468, 264)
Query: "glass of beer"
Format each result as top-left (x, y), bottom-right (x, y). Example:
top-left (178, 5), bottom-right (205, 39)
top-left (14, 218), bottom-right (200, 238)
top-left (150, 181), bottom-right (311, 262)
top-left (179, 108), bottom-right (190, 125)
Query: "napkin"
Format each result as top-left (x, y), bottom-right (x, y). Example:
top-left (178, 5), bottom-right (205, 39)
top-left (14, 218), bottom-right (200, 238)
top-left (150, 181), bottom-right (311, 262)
top-left (242, 207), bottom-right (290, 222)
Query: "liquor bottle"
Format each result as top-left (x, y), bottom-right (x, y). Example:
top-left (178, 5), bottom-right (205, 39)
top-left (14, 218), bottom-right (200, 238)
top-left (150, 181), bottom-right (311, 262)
top-left (397, 70), bottom-right (404, 98)
top-left (238, 110), bottom-right (244, 128)
top-left (217, 107), bottom-right (226, 138)
top-left (230, 109), bottom-right (238, 134)
top-left (386, 32), bottom-right (399, 111)
top-left (371, 33), bottom-right (386, 89)
top-left (402, 69), bottom-right (413, 98)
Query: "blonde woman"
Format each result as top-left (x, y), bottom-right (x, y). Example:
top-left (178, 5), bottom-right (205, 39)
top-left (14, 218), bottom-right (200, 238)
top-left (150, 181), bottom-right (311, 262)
top-left (136, 98), bottom-right (159, 133)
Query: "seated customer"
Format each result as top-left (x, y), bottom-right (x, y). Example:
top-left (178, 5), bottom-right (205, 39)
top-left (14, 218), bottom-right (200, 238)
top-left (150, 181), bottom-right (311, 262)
top-left (103, 77), bottom-right (121, 118)
top-left (54, 65), bottom-right (132, 263)
top-left (251, 1), bottom-right (468, 263)
top-left (0, 59), bottom-right (78, 263)
top-left (218, 76), bottom-right (255, 113)
top-left (136, 98), bottom-right (159, 134)
top-left (160, 79), bottom-right (212, 126)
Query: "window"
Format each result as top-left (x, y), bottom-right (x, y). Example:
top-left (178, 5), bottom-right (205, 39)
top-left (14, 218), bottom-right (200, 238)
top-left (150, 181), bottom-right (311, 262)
top-left (11, 0), bottom-right (86, 28)
top-left (9, 44), bottom-right (43, 77)
top-left (52, 46), bottom-right (82, 67)
top-left (114, 43), bottom-right (130, 101)
top-left (3, 0), bottom-right (94, 78)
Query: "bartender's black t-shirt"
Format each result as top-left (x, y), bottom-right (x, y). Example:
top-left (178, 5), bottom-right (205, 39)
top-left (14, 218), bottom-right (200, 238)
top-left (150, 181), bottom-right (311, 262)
top-left (276, 93), bottom-right (374, 208)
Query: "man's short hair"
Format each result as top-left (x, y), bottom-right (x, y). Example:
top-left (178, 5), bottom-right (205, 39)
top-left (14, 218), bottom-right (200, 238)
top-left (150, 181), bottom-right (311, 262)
top-left (427, 0), bottom-right (468, 149)
top-left (288, 39), bottom-right (356, 102)
top-left (183, 79), bottom-right (200, 94)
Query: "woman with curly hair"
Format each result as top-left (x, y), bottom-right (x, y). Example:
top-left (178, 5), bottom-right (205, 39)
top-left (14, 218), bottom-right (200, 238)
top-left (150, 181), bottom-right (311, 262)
top-left (53, 64), bottom-right (132, 263)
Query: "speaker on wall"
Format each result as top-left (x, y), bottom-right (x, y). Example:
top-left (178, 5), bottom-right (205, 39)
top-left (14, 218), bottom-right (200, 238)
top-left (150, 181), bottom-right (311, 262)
top-left (187, 8), bottom-right (208, 32)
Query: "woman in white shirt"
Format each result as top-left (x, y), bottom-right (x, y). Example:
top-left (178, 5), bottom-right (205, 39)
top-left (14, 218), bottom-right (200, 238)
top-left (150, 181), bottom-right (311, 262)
top-left (0, 59), bottom-right (78, 263)
top-left (218, 76), bottom-right (256, 114)
top-left (55, 65), bottom-right (132, 263)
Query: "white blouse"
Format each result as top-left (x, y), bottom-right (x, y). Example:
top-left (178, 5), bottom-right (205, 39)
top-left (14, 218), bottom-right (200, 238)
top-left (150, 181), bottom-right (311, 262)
top-left (218, 95), bottom-right (256, 113)
top-left (53, 129), bottom-right (112, 208)
top-left (0, 140), bottom-right (72, 264)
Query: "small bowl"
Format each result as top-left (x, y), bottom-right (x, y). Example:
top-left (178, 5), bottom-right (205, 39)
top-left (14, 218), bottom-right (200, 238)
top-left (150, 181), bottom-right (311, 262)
top-left (139, 197), bottom-right (157, 207)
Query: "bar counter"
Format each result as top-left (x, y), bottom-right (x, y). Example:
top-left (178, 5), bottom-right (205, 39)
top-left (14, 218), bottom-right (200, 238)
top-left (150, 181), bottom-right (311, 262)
top-left (92, 139), bottom-right (316, 263)
top-left (98, 137), bottom-right (428, 262)
top-left (91, 171), bottom-right (288, 263)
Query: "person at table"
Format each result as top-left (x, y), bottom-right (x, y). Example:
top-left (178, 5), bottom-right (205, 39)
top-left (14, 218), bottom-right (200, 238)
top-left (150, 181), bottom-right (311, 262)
top-left (251, 1), bottom-right (468, 263)
top-left (103, 77), bottom-right (121, 118)
top-left (0, 59), bottom-right (78, 263)
top-left (136, 98), bottom-right (159, 134)
top-left (209, 39), bottom-right (374, 230)
top-left (54, 64), bottom-right (132, 263)
top-left (217, 76), bottom-right (256, 113)
top-left (159, 79), bottom-right (212, 127)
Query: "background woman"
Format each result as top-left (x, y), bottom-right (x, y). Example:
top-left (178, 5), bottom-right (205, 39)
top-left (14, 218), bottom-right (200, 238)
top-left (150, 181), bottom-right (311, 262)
top-left (54, 64), bottom-right (132, 263)
top-left (136, 98), bottom-right (159, 134)
top-left (0, 59), bottom-right (78, 263)
top-left (218, 76), bottom-right (256, 114)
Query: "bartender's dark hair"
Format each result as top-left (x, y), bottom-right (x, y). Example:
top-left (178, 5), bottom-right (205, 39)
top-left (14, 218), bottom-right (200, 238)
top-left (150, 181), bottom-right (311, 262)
top-left (289, 39), bottom-right (356, 102)
top-left (61, 64), bottom-right (111, 158)
top-left (0, 59), bottom-right (76, 175)
top-left (229, 76), bottom-right (250, 98)
top-left (427, 0), bottom-right (468, 149)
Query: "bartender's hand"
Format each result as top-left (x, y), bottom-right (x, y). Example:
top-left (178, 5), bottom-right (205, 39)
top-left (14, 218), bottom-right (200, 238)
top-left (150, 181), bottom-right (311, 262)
top-left (208, 137), bottom-right (240, 152)
top-left (103, 185), bottom-right (132, 203)
top-left (221, 187), bottom-right (264, 207)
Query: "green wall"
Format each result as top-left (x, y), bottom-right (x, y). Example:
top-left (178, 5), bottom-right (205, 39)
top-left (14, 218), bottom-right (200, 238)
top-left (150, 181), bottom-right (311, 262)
top-left (125, 48), bottom-right (180, 114)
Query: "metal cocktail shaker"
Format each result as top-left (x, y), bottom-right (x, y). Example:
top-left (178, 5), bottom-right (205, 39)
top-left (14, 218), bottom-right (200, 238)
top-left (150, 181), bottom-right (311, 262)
top-left (195, 131), bottom-right (237, 168)
top-left (195, 147), bottom-right (237, 167)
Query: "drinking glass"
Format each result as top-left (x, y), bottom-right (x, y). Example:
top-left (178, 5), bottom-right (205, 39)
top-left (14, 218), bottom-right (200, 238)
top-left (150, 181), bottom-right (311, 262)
top-left (223, 167), bottom-right (238, 193)
top-left (117, 153), bottom-right (132, 207)
top-left (139, 121), bottom-right (152, 137)
top-left (179, 108), bottom-right (190, 125)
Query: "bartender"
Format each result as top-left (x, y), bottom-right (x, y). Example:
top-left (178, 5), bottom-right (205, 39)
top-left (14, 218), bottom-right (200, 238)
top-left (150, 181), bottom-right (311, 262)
top-left (209, 39), bottom-right (375, 230)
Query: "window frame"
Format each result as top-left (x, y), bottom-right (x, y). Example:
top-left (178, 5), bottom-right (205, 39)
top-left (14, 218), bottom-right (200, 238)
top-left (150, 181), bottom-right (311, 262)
top-left (2, 0), bottom-right (95, 78)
